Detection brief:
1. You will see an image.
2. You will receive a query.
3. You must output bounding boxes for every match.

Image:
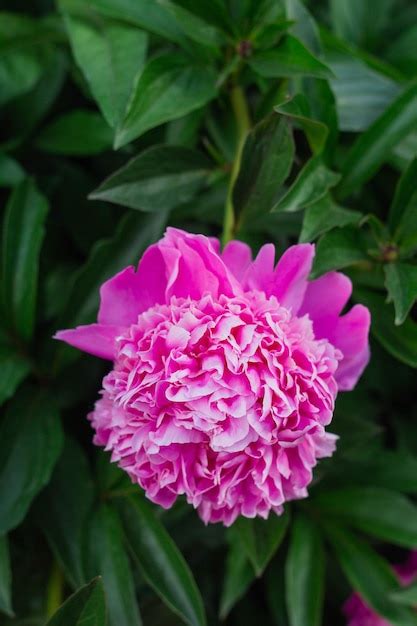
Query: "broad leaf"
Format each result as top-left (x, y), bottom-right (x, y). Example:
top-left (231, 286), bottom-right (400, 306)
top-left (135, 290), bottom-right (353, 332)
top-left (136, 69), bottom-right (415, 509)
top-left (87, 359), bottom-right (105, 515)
top-left (233, 113), bottom-right (294, 227)
top-left (90, 145), bottom-right (211, 211)
top-left (234, 511), bottom-right (290, 576)
top-left (250, 35), bottom-right (332, 79)
top-left (284, 0), bottom-right (321, 54)
top-left (63, 10), bottom-right (147, 128)
top-left (0, 536), bottom-right (12, 617)
top-left (87, 504), bottom-right (142, 626)
top-left (35, 438), bottom-right (94, 589)
top-left (272, 157), bottom-right (340, 213)
top-left (46, 577), bottom-right (106, 626)
top-left (391, 580), bottom-right (417, 605)
top-left (158, 1), bottom-right (225, 47)
top-left (274, 95), bottom-right (328, 154)
top-left (0, 330), bottom-right (30, 407)
top-left (338, 82), bottom-right (417, 199)
top-left (311, 225), bottom-right (368, 278)
top-left (285, 514), bottom-right (324, 626)
top-left (326, 523), bottom-right (417, 626)
top-left (315, 487), bottom-right (417, 548)
top-left (117, 495), bottom-right (206, 626)
top-left (384, 262), bottom-right (417, 325)
top-left (388, 156), bottom-right (417, 234)
top-left (329, 0), bottom-right (395, 46)
top-left (0, 154), bottom-right (24, 187)
top-left (36, 110), bottom-right (112, 155)
top-left (0, 388), bottom-right (63, 534)
top-left (355, 288), bottom-right (417, 367)
top-left (300, 195), bottom-right (362, 242)
top-left (2, 179), bottom-right (49, 341)
top-left (219, 530), bottom-right (255, 620)
top-left (115, 54), bottom-right (217, 148)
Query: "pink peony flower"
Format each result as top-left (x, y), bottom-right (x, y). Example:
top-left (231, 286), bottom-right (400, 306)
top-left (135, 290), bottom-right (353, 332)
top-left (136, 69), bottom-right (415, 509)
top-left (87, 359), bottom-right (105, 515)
top-left (344, 551), bottom-right (417, 626)
top-left (55, 228), bottom-right (370, 525)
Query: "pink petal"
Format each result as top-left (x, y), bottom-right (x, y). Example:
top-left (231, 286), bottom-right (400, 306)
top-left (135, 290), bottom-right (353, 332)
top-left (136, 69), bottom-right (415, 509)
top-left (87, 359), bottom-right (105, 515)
top-left (54, 324), bottom-right (125, 360)
top-left (299, 271), bottom-right (352, 339)
top-left (242, 243), bottom-right (276, 292)
top-left (222, 240), bottom-right (253, 281)
top-left (272, 244), bottom-right (315, 313)
top-left (328, 304), bottom-right (371, 390)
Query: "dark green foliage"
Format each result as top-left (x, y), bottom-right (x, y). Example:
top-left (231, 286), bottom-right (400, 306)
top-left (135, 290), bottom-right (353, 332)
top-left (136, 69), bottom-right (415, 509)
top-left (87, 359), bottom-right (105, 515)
top-left (2, 1), bottom-right (417, 625)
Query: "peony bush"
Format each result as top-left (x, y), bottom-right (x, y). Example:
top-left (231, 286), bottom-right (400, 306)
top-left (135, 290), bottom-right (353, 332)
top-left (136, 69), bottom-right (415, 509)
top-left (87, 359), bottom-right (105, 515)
top-left (2, 1), bottom-right (417, 625)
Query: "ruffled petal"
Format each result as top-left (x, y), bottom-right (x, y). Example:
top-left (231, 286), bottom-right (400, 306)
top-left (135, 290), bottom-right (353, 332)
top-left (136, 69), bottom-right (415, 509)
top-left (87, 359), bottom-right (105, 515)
top-left (222, 240), bottom-right (253, 281)
top-left (299, 271), bottom-right (352, 339)
top-left (271, 244), bottom-right (315, 313)
top-left (327, 304), bottom-right (371, 391)
top-left (54, 324), bottom-right (125, 360)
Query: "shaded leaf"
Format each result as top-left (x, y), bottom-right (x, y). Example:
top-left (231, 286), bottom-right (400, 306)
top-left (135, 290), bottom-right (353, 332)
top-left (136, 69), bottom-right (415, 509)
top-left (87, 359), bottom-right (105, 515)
top-left (389, 156), bottom-right (417, 235)
top-left (315, 487), bottom-right (417, 548)
top-left (0, 154), bottom-right (25, 187)
top-left (274, 95), bottom-right (328, 154)
top-left (234, 511), bottom-right (290, 576)
top-left (300, 195), bottom-right (362, 242)
top-left (234, 113), bottom-right (294, 226)
top-left (326, 523), bottom-right (417, 626)
top-left (117, 495), bottom-right (206, 626)
top-left (391, 580), bottom-right (417, 605)
top-left (115, 54), bottom-right (217, 148)
top-left (250, 35), bottom-right (332, 79)
top-left (46, 577), bottom-right (107, 626)
top-left (0, 330), bottom-right (30, 407)
top-left (2, 179), bottom-right (49, 341)
top-left (158, 1), bottom-right (225, 47)
top-left (0, 536), bottom-right (12, 617)
top-left (36, 110), bottom-right (112, 155)
top-left (35, 438), bottom-right (94, 589)
top-left (0, 388), bottom-right (63, 534)
top-left (384, 262), bottom-right (417, 325)
top-left (286, 514), bottom-right (324, 626)
top-left (219, 530), bottom-right (254, 620)
top-left (90, 145), bottom-right (211, 211)
top-left (311, 225), bottom-right (368, 278)
top-left (272, 157), bottom-right (340, 213)
top-left (87, 504), bottom-right (142, 626)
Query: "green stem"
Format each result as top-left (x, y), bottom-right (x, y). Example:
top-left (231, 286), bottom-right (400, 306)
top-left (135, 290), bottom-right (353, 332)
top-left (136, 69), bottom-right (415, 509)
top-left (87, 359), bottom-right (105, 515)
top-left (46, 561), bottom-right (64, 618)
top-left (222, 85), bottom-right (251, 246)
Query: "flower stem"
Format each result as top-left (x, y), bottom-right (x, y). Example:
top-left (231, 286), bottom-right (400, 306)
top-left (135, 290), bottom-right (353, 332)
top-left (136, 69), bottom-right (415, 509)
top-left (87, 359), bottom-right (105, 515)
top-left (222, 85), bottom-right (251, 246)
top-left (46, 561), bottom-right (64, 618)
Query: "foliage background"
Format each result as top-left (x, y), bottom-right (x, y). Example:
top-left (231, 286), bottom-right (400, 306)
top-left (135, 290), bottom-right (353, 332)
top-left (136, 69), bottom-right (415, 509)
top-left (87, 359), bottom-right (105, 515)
top-left (2, 0), bottom-right (417, 624)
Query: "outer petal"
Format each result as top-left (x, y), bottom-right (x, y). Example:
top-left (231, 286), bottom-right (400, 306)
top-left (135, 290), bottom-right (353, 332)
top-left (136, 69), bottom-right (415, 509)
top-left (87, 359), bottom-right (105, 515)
top-left (242, 243), bottom-right (276, 293)
top-left (222, 240), bottom-right (252, 281)
top-left (327, 304), bottom-right (371, 390)
top-left (271, 244), bottom-right (315, 313)
top-left (298, 271), bottom-right (352, 339)
top-left (54, 324), bottom-right (125, 360)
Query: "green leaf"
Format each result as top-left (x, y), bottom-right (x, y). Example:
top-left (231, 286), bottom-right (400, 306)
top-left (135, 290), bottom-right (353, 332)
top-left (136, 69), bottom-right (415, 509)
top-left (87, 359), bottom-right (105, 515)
top-left (233, 113), bottom-right (294, 226)
top-left (315, 487), bottom-right (417, 548)
top-left (117, 495), bottom-right (206, 626)
top-left (36, 110), bottom-right (112, 155)
top-left (0, 536), bottom-right (12, 617)
top-left (46, 577), bottom-right (107, 626)
top-left (0, 330), bottom-right (30, 407)
top-left (284, 0), bottom-right (321, 54)
top-left (55, 211), bottom-right (167, 332)
top-left (285, 514), bottom-right (324, 626)
top-left (87, 504), bottom-right (142, 626)
top-left (326, 523), bottom-right (417, 626)
top-left (115, 54), bottom-right (217, 148)
top-left (219, 530), bottom-right (255, 620)
top-left (338, 82), bottom-right (417, 199)
top-left (249, 35), bottom-right (332, 79)
top-left (90, 145), bottom-right (211, 211)
top-left (0, 388), bottom-right (63, 534)
top-left (63, 10), bottom-right (147, 128)
top-left (0, 12), bottom-right (49, 106)
top-left (391, 580), bottom-right (417, 605)
top-left (0, 154), bottom-right (25, 187)
top-left (35, 438), bottom-right (94, 589)
top-left (272, 157), bottom-right (340, 213)
top-left (311, 225), bottom-right (369, 278)
top-left (2, 178), bottom-right (49, 341)
top-left (274, 95), bottom-right (328, 154)
top-left (157, 1), bottom-right (225, 47)
top-left (355, 287), bottom-right (417, 367)
top-left (385, 262), bottom-right (417, 325)
top-left (388, 156), bottom-right (417, 234)
top-left (234, 511), bottom-right (290, 577)
top-left (300, 195), bottom-right (362, 242)
top-left (329, 0), bottom-right (395, 47)
top-left (158, 0), bottom-right (232, 34)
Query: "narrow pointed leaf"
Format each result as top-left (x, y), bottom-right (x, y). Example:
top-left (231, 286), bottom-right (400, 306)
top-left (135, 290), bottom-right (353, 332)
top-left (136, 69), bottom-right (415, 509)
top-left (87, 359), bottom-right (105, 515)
top-left (36, 110), bottom-right (112, 155)
top-left (250, 35), bottom-right (332, 79)
top-left (311, 225), bottom-right (368, 278)
top-left (300, 195), bottom-right (362, 242)
top-left (0, 536), bottom-right (12, 617)
top-left (219, 530), bottom-right (255, 619)
top-left (388, 156), bottom-right (417, 233)
top-left (274, 95), bottom-right (328, 154)
top-left (46, 577), bottom-right (107, 626)
top-left (384, 262), bottom-right (417, 325)
top-left (0, 154), bottom-right (25, 187)
top-left (0, 330), bottom-right (30, 407)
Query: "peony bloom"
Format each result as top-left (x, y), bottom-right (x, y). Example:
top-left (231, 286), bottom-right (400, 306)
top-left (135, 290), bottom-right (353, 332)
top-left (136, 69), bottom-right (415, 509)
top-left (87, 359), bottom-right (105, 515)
top-left (344, 551), bottom-right (417, 625)
top-left (55, 228), bottom-right (370, 525)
